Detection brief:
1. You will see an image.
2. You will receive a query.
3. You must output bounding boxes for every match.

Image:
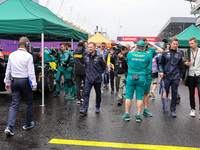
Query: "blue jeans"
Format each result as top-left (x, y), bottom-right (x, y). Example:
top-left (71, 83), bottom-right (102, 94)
top-left (104, 71), bottom-right (109, 85)
top-left (7, 78), bottom-right (33, 127)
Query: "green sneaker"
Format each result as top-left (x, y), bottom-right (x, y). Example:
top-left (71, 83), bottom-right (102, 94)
top-left (122, 113), bottom-right (130, 122)
top-left (135, 113), bottom-right (137, 118)
top-left (65, 95), bottom-right (74, 100)
top-left (143, 109), bottom-right (153, 117)
top-left (136, 115), bottom-right (142, 123)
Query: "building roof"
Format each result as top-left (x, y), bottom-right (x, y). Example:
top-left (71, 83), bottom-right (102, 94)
top-left (157, 17), bottom-right (196, 40)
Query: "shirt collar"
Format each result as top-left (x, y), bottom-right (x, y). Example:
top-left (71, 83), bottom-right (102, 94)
top-left (191, 47), bottom-right (198, 52)
top-left (18, 48), bottom-right (27, 51)
top-left (135, 49), bottom-right (143, 52)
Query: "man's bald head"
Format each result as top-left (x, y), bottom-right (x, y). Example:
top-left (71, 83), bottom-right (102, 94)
top-left (18, 37), bottom-right (30, 49)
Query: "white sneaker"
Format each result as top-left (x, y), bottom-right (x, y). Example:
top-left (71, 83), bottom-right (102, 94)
top-left (151, 91), bottom-right (155, 98)
top-left (190, 109), bottom-right (195, 117)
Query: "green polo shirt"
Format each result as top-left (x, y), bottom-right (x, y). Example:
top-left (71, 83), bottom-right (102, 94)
top-left (127, 49), bottom-right (151, 76)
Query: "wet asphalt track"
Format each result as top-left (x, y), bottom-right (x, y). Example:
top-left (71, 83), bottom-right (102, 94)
top-left (0, 84), bottom-right (200, 150)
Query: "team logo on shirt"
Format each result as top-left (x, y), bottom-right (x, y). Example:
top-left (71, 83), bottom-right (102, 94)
top-left (167, 53), bottom-right (170, 58)
top-left (175, 53), bottom-right (178, 58)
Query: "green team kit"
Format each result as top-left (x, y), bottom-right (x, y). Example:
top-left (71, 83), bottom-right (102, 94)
top-left (55, 49), bottom-right (76, 99)
top-left (125, 49), bottom-right (151, 100)
top-left (144, 48), bottom-right (156, 94)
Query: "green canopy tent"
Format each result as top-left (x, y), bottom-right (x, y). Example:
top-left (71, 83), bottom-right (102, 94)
top-left (169, 24), bottom-right (200, 48)
top-left (0, 0), bottom-right (88, 106)
top-left (0, 0), bottom-right (88, 41)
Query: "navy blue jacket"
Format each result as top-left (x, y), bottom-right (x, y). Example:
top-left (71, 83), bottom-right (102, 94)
top-left (84, 51), bottom-right (106, 83)
top-left (159, 49), bottom-right (183, 80)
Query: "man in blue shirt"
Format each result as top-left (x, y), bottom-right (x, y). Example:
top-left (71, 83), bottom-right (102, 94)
top-left (96, 42), bottom-right (109, 88)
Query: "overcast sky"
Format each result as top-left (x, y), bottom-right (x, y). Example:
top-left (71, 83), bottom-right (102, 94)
top-left (39, 0), bottom-right (194, 40)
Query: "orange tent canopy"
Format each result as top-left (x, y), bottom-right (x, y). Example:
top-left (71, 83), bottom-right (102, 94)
top-left (88, 32), bottom-right (111, 47)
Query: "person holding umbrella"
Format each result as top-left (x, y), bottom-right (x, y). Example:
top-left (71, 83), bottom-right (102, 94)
top-left (159, 38), bottom-right (183, 118)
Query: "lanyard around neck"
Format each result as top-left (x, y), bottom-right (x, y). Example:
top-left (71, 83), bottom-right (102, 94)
top-left (191, 49), bottom-right (198, 66)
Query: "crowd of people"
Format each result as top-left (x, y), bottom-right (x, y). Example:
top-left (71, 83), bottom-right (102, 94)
top-left (2, 36), bottom-right (200, 136)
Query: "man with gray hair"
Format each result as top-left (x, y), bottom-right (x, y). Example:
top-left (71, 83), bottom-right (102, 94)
top-left (4, 37), bottom-right (37, 136)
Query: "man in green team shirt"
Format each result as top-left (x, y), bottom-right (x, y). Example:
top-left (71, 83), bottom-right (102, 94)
top-left (122, 40), bottom-right (151, 123)
top-left (65, 42), bottom-right (76, 99)
top-left (54, 43), bottom-right (70, 97)
top-left (140, 37), bottom-right (163, 117)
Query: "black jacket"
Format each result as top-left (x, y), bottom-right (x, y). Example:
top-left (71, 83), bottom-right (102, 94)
top-left (111, 53), bottom-right (128, 75)
top-left (74, 46), bottom-right (87, 75)
top-left (183, 48), bottom-right (191, 86)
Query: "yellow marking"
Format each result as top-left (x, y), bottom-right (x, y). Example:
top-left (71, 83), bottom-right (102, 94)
top-left (49, 139), bottom-right (200, 150)
top-left (132, 54), bottom-right (145, 57)
top-left (74, 54), bottom-right (82, 58)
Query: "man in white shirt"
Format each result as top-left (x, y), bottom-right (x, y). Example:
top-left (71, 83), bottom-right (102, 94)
top-left (184, 37), bottom-right (200, 118)
top-left (4, 37), bottom-right (37, 136)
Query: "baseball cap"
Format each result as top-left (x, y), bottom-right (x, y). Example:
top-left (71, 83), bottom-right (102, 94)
top-left (137, 40), bottom-right (146, 47)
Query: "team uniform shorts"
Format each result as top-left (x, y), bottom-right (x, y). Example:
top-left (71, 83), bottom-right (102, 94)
top-left (125, 75), bottom-right (146, 100)
top-left (144, 73), bottom-right (152, 94)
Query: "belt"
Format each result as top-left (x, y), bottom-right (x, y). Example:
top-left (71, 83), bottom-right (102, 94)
top-left (194, 74), bottom-right (200, 77)
top-left (13, 77), bottom-right (28, 79)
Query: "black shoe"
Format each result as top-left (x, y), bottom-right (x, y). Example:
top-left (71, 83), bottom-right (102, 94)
top-left (117, 100), bottom-right (123, 106)
top-left (111, 90), bottom-right (114, 94)
top-left (54, 91), bottom-right (60, 97)
top-left (176, 98), bottom-right (180, 104)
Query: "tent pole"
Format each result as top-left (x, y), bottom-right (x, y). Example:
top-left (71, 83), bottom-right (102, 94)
top-left (40, 33), bottom-right (45, 107)
top-left (71, 38), bottom-right (73, 49)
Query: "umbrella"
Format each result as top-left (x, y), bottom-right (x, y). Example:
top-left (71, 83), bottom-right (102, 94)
top-left (159, 79), bottom-right (168, 112)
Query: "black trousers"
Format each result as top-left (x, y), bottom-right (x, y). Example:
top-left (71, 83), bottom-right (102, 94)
top-left (187, 76), bottom-right (200, 110)
top-left (83, 82), bottom-right (101, 109)
top-left (110, 70), bottom-right (115, 91)
top-left (75, 75), bottom-right (85, 100)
